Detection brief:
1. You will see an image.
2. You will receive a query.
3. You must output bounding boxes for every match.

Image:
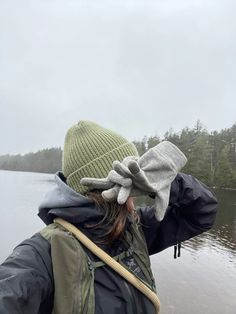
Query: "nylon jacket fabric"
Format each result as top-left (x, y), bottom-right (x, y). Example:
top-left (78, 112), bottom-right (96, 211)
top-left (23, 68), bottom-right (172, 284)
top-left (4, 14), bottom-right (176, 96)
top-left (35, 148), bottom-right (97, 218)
top-left (0, 172), bottom-right (218, 313)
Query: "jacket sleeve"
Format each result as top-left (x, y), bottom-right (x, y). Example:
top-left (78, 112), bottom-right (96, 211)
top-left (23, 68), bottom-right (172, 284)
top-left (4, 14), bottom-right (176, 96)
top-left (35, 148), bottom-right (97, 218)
top-left (138, 173), bottom-right (218, 255)
top-left (0, 233), bottom-right (53, 314)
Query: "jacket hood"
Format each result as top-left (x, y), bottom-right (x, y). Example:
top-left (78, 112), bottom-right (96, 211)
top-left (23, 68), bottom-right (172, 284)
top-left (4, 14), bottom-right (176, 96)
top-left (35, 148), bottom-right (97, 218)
top-left (38, 172), bottom-right (103, 226)
top-left (38, 172), bottom-right (131, 254)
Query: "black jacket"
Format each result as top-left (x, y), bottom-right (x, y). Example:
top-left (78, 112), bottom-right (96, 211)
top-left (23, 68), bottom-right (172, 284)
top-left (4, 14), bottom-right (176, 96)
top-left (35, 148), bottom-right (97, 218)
top-left (0, 173), bottom-right (218, 314)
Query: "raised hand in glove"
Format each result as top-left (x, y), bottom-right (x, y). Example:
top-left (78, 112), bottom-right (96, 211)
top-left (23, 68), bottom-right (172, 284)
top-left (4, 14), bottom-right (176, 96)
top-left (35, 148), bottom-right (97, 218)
top-left (81, 141), bottom-right (187, 221)
top-left (80, 156), bottom-right (140, 203)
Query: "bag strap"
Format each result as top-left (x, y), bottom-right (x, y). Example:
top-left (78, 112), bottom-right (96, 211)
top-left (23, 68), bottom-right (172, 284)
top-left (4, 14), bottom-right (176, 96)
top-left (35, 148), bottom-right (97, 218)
top-left (54, 218), bottom-right (160, 314)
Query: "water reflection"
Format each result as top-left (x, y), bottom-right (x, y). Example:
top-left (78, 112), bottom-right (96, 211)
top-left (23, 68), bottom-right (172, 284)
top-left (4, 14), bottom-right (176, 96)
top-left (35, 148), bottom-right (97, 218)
top-left (210, 189), bottom-right (236, 253)
top-left (135, 188), bottom-right (236, 263)
top-left (185, 189), bottom-right (236, 265)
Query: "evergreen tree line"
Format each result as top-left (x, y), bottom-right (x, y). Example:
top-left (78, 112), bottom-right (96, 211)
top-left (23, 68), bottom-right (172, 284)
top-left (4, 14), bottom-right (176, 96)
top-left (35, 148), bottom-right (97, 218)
top-left (0, 148), bottom-right (62, 174)
top-left (0, 121), bottom-right (235, 188)
top-left (133, 121), bottom-right (236, 189)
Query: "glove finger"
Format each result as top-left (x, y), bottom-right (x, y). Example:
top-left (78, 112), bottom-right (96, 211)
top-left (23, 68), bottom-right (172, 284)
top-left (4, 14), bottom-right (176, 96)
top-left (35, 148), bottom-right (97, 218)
top-left (122, 156), bottom-right (139, 166)
top-left (127, 161), bottom-right (156, 193)
top-left (117, 186), bottom-right (132, 205)
top-left (80, 177), bottom-right (113, 190)
top-left (127, 160), bottom-right (140, 175)
top-left (102, 185), bottom-right (120, 202)
top-left (113, 160), bottom-right (132, 178)
top-left (108, 170), bottom-right (132, 187)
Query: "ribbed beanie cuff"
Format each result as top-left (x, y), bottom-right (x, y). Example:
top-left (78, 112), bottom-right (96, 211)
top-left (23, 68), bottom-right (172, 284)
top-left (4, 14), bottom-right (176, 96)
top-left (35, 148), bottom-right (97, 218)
top-left (62, 121), bottom-right (139, 194)
top-left (67, 142), bottom-right (138, 194)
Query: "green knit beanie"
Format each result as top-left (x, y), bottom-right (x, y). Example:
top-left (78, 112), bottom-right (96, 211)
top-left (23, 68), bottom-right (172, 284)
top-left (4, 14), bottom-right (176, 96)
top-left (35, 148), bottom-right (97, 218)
top-left (62, 121), bottom-right (139, 194)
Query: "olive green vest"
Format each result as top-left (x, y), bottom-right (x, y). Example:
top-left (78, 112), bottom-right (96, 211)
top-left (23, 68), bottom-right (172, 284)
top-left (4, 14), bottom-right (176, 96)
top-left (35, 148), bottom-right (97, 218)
top-left (40, 219), bottom-right (156, 314)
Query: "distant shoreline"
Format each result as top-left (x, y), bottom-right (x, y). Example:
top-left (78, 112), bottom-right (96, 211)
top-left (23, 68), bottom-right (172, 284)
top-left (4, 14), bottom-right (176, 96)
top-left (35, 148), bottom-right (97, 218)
top-left (1, 169), bottom-right (236, 191)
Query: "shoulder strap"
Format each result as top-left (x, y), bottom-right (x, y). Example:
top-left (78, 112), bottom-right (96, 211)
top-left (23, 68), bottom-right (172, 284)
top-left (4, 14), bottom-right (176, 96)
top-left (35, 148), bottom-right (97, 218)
top-left (54, 218), bottom-right (160, 314)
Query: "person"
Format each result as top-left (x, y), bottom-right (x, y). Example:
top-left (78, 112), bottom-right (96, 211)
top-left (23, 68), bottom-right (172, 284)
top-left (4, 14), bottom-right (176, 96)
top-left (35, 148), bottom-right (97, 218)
top-left (0, 121), bottom-right (218, 314)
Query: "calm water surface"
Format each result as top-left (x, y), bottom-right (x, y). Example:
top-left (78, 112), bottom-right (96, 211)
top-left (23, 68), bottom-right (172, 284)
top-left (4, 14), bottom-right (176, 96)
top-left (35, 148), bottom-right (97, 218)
top-left (0, 170), bottom-right (235, 314)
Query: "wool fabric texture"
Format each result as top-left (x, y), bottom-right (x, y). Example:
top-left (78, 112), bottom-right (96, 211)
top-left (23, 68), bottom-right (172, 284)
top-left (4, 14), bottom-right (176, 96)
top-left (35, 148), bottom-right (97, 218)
top-left (62, 121), bottom-right (139, 194)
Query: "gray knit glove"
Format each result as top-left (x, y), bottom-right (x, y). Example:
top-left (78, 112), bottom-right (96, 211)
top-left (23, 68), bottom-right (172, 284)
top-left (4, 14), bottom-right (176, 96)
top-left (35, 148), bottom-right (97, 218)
top-left (81, 141), bottom-right (187, 221)
top-left (81, 156), bottom-right (140, 202)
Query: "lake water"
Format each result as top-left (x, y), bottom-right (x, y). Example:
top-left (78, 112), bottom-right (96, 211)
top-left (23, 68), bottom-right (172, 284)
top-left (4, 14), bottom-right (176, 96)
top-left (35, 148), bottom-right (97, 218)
top-left (0, 170), bottom-right (235, 313)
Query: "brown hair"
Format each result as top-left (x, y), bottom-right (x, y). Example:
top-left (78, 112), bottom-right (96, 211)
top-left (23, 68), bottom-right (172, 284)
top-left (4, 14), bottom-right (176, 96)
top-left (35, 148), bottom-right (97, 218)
top-left (86, 191), bottom-right (138, 244)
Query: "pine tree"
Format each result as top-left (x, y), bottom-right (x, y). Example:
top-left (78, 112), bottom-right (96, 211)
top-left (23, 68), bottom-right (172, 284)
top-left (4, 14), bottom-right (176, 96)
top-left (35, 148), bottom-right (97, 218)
top-left (214, 145), bottom-right (234, 188)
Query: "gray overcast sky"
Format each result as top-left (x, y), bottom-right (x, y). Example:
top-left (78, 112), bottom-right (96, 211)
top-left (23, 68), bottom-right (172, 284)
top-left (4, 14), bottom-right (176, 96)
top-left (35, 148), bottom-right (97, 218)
top-left (0, 0), bottom-right (235, 155)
